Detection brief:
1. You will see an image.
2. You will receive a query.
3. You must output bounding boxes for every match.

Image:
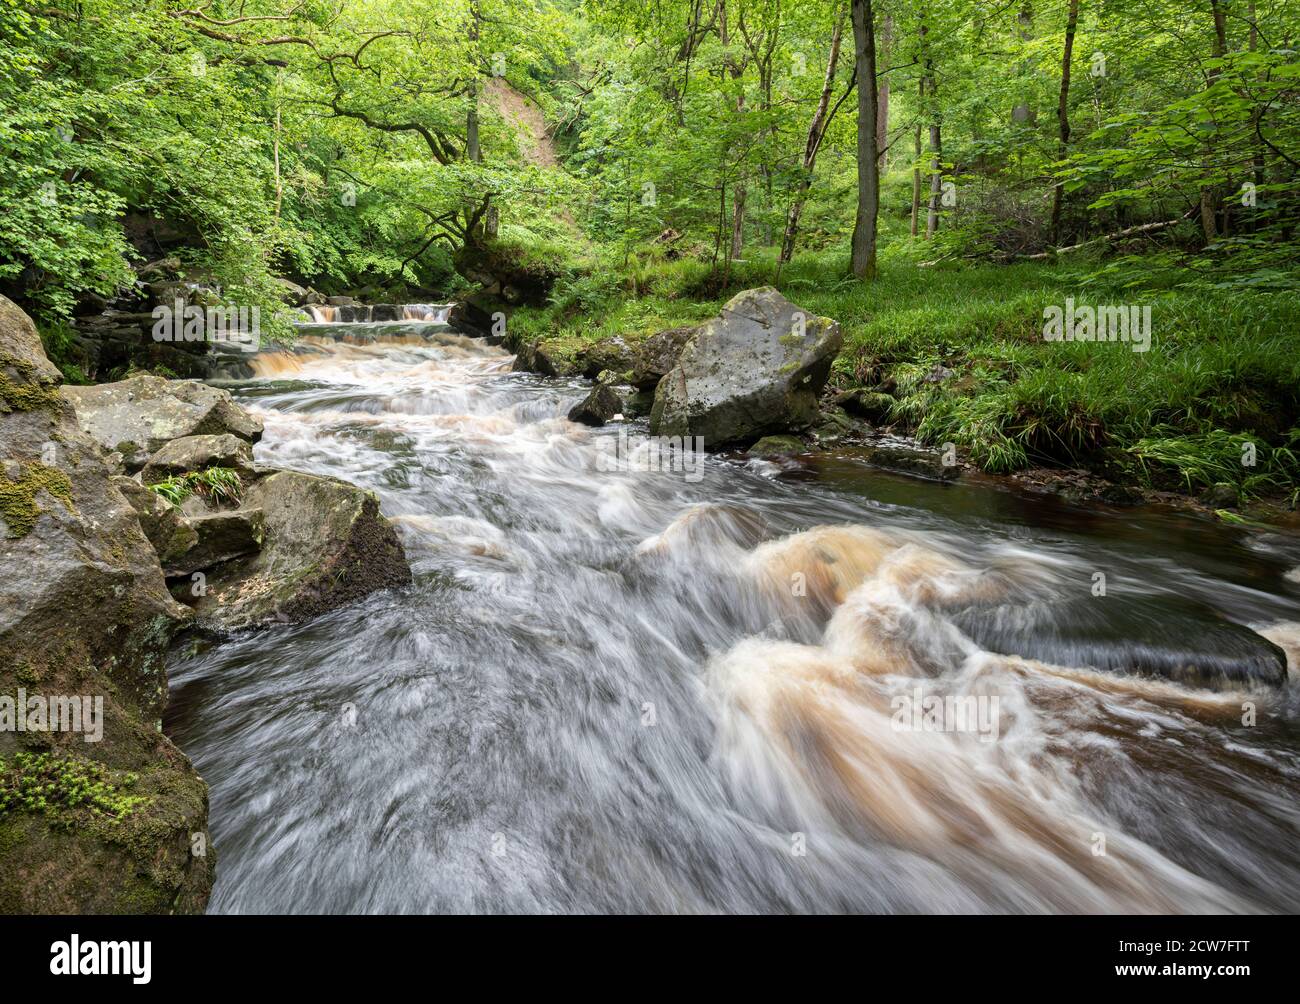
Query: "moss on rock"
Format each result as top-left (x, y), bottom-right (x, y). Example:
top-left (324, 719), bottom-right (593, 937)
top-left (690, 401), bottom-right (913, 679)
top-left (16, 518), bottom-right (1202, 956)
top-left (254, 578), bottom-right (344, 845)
top-left (0, 461), bottom-right (76, 537)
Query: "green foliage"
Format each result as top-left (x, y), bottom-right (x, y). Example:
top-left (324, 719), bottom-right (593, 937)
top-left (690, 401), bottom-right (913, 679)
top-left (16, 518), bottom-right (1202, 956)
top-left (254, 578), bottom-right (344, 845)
top-left (0, 0), bottom-right (1296, 507)
top-left (147, 467), bottom-right (244, 508)
top-left (0, 752), bottom-right (149, 823)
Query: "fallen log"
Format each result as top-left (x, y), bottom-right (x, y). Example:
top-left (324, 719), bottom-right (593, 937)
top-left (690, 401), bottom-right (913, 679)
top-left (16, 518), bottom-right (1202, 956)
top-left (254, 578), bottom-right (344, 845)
top-left (1021, 211), bottom-right (1195, 260)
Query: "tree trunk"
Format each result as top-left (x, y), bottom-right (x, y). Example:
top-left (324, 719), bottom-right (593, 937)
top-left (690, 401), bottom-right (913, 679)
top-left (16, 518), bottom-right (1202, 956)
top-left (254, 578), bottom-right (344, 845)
top-left (849, 0), bottom-right (880, 279)
top-left (1049, 0), bottom-right (1080, 245)
top-left (876, 13), bottom-right (891, 169)
top-left (1200, 0), bottom-right (1228, 243)
top-left (911, 117), bottom-right (921, 236)
top-left (466, 4), bottom-right (482, 164)
top-left (779, 7), bottom-right (846, 264)
top-left (926, 119), bottom-right (942, 237)
top-left (273, 106), bottom-right (283, 220)
top-left (1248, 0), bottom-right (1264, 233)
top-left (730, 184), bottom-right (746, 259)
top-left (1012, 3), bottom-right (1035, 125)
top-left (719, 0), bottom-right (748, 261)
top-left (921, 27), bottom-right (940, 239)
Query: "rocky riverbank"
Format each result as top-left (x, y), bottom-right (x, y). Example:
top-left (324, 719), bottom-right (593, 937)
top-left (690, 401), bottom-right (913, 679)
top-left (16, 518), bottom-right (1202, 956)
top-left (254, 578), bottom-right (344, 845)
top-left (0, 296), bottom-right (412, 912)
top-left (501, 286), bottom-right (1297, 525)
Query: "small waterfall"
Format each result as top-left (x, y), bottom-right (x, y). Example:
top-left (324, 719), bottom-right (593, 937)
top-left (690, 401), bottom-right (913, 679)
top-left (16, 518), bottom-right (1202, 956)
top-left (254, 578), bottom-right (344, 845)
top-left (301, 303), bottom-right (453, 324)
top-left (402, 303), bottom-right (453, 323)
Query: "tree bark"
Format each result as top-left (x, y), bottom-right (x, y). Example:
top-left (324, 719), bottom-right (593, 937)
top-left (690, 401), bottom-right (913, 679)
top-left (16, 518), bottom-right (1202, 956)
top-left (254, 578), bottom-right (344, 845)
top-left (910, 115), bottom-right (921, 236)
top-left (730, 185), bottom-right (746, 259)
top-left (849, 0), bottom-right (880, 279)
top-left (1012, 3), bottom-right (1036, 125)
top-left (778, 6), bottom-right (846, 264)
top-left (926, 118), bottom-right (942, 237)
top-left (466, 4), bottom-right (482, 164)
top-left (1049, 0), bottom-right (1080, 244)
top-left (273, 106), bottom-right (283, 219)
top-left (921, 26), bottom-right (940, 238)
top-left (876, 13), bottom-right (891, 169)
top-left (719, 0), bottom-right (748, 261)
top-left (1199, 0), bottom-right (1228, 243)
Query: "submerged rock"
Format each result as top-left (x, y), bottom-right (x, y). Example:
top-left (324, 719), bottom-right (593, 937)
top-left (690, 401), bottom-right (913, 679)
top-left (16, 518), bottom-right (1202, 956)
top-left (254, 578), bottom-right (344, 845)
top-left (650, 287), bottom-right (842, 448)
top-left (61, 375), bottom-right (262, 470)
top-left (187, 470), bottom-right (411, 633)
top-left (747, 435), bottom-right (807, 458)
top-left (0, 295), bottom-right (213, 914)
top-left (864, 443), bottom-right (961, 482)
top-left (952, 593), bottom-right (1288, 690)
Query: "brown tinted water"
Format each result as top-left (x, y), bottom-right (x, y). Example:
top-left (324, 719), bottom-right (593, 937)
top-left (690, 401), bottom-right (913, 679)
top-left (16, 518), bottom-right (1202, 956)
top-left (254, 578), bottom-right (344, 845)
top-left (166, 325), bottom-right (1300, 913)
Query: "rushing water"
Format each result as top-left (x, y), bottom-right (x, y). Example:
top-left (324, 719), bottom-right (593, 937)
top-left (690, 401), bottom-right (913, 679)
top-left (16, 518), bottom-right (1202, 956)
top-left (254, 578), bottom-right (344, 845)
top-left (166, 321), bottom-right (1300, 914)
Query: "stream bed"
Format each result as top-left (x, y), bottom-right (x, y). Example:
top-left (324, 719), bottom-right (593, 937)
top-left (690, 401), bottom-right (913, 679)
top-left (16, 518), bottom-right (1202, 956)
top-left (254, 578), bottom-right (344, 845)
top-left (165, 322), bottom-right (1300, 914)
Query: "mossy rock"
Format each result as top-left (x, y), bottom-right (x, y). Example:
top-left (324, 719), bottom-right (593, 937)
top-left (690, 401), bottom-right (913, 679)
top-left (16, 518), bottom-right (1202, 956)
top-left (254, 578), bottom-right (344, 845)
top-left (0, 294), bottom-right (210, 914)
top-left (747, 435), bottom-right (807, 458)
top-left (188, 469), bottom-right (411, 632)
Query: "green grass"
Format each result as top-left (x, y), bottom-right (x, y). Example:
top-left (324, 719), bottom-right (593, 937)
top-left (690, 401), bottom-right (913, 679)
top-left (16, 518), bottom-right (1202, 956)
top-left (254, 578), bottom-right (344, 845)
top-left (510, 243), bottom-right (1300, 499)
top-left (146, 466), bottom-right (244, 507)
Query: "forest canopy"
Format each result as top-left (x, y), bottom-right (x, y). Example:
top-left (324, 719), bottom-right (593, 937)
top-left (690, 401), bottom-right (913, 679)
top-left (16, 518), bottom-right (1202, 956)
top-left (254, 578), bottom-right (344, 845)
top-left (3, 0), bottom-right (1296, 321)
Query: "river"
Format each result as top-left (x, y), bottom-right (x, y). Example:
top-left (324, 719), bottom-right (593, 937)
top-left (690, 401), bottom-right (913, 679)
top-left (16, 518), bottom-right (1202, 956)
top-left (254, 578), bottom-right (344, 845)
top-left (165, 319), bottom-right (1300, 914)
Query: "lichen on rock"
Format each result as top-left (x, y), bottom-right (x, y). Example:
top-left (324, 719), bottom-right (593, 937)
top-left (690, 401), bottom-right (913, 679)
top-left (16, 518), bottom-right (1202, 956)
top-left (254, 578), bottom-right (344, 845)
top-left (0, 461), bottom-right (76, 538)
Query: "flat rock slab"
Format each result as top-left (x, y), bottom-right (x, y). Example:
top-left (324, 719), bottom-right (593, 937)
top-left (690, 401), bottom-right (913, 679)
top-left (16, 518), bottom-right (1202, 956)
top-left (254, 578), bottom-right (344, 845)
top-left (61, 374), bottom-right (262, 469)
top-left (189, 470), bottom-right (411, 632)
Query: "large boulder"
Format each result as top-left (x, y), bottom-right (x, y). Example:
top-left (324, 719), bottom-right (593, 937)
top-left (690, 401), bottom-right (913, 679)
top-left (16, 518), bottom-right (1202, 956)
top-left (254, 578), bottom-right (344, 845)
top-left (649, 288), bottom-right (842, 448)
top-left (60, 375), bottom-right (262, 471)
top-left (575, 337), bottom-right (635, 380)
top-left (0, 295), bottom-right (213, 914)
top-left (187, 470), bottom-right (411, 633)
